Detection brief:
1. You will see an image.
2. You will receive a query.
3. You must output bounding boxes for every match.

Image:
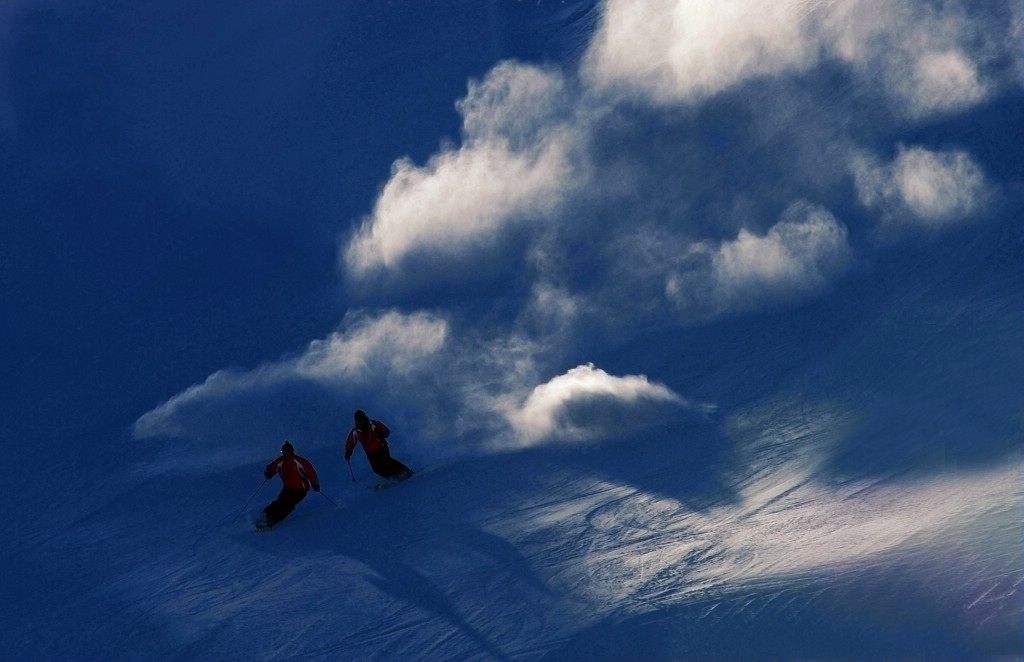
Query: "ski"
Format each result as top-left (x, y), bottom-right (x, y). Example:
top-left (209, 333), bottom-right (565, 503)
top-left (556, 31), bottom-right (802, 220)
top-left (370, 470), bottom-right (415, 491)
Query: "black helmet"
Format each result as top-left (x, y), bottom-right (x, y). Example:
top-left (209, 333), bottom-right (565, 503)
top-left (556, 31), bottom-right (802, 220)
top-left (280, 441), bottom-right (295, 453)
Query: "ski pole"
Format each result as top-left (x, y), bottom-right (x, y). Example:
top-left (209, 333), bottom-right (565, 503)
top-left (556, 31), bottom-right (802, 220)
top-left (317, 490), bottom-right (342, 508)
top-left (347, 458), bottom-right (356, 482)
top-left (231, 477), bottom-right (269, 524)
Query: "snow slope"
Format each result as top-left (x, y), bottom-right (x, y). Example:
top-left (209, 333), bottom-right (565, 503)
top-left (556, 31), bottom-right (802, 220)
top-left (3, 0), bottom-right (1023, 659)
top-left (3, 222), bottom-right (1022, 661)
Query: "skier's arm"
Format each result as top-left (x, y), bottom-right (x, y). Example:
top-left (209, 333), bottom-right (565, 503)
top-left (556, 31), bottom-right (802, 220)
top-left (294, 461), bottom-right (317, 491)
top-left (264, 457), bottom-right (282, 479)
top-left (372, 421), bottom-right (390, 439)
top-left (299, 458), bottom-right (319, 487)
top-left (344, 431), bottom-right (357, 460)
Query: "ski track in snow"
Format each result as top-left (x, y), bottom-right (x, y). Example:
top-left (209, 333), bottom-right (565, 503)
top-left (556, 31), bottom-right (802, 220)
top-left (489, 399), bottom-right (1023, 655)
top-left (8, 390), bottom-right (1020, 661)
top-left (10, 272), bottom-right (1024, 660)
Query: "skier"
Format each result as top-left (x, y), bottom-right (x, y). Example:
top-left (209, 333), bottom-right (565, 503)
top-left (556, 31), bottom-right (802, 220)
top-left (344, 410), bottom-right (414, 482)
top-left (258, 441), bottom-right (320, 529)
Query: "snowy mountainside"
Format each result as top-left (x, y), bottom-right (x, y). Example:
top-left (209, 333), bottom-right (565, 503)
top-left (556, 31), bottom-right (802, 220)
top-left (16, 407), bottom-right (1019, 661)
top-left (3, 225), bottom-right (1022, 661)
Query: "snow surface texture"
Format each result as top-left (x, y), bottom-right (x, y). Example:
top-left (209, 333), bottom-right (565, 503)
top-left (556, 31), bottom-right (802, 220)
top-left (3, 0), bottom-right (1023, 660)
top-left (6, 225), bottom-right (1022, 661)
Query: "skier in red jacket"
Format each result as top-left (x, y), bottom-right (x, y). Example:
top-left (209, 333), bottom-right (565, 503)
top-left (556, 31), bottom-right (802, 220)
top-left (345, 410), bottom-right (414, 481)
top-left (258, 440), bottom-right (320, 529)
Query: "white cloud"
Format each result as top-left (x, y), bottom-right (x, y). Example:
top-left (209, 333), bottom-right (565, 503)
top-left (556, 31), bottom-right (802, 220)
top-left (338, 0), bottom-right (1013, 308)
top-left (583, 0), bottom-right (995, 117)
top-left (143, 0), bottom-right (1016, 453)
top-left (583, 0), bottom-right (815, 103)
top-left (502, 363), bottom-right (710, 447)
top-left (904, 49), bottom-right (988, 117)
top-left (523, 282), bottom-right (582, 336)
top-left (819, 1), bottom-right (993, 117)
top-left (294, 310), bottom-right (448, 382)
top-left (133, 311), bottom-right (448, 439)
top-left (852, 145), bottom-right (990, 231)
top-left (343, 62), bottom-right (585, 278)
top-left (457, 59), bottom-right (568, 149)
top-left (667, 202), bottom-right (851, 318)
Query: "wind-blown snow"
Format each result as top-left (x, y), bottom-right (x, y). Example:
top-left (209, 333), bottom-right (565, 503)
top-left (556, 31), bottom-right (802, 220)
top-left (3, 0), bottom-right (1022, 660)
top-left (7, 222), bottom-right (1022, 660)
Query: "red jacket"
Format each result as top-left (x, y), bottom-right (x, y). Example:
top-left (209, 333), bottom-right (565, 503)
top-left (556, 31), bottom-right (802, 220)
top-left (345, 420), bottom-right (390, 457)
top-left (265, 454), bottom-right (319, 491)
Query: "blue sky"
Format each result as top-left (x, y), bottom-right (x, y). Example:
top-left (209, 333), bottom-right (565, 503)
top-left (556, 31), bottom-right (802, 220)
top-left (3, 0), bottom-right (1022, 472)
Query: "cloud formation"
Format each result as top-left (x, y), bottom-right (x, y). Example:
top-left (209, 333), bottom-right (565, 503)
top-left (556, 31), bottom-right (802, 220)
top-left (502, 363), bottom-right (710, 448)
top-left (344, 62), bottom-right (586, 279)
top-left (851, 145), bottom-right (991, 232)
top-left (139, 0), bottom-right (1019, 456)
top-left (133, 311), bottom-right (448, 439)
top-left (667, 202), bottom-right (852, 319)
top-left (341, 0), bottom-right (1010, 310)
top-left (134, 307), bottom-right (708, 459)
top-left (583, 0), bottom-right (997, 117)
top-left (583, 0), bottom-right (815, 103)
top-left (901, 49), bottom-right (988, 117)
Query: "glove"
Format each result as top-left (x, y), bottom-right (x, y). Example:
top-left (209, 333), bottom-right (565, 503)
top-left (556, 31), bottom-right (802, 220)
top-left (264, 469), bottom-right (274, 480)
top-left (344, 452), bottom-right (352, 461)
top-left (312, 483), bottom-right (321, 492)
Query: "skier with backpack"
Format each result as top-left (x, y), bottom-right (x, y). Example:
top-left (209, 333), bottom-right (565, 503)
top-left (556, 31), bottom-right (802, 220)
top-left (344, 410), bottom-right (414, 482)
top-left (257, 440), bottom-right (320, 530)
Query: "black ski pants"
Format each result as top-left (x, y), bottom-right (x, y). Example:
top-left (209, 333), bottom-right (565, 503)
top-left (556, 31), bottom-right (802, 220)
top-left (367, 446), bottom-right (412, 479)
top-left (263, 487), bottom-right (307, 523)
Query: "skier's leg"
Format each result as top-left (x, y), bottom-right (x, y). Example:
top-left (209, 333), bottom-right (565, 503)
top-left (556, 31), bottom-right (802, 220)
top-left (367, 449), bottom-right (393, 478)
top-left (262, 489), bottom-right (287, 523)
top-left (369, 448), bottom-right (413, 479)
top-left (385, 456), bottom-right (413, 479)
top-left (275, 488), bottom-right (307, 522)
top-left (264, 488), bottom-right (306, 523)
